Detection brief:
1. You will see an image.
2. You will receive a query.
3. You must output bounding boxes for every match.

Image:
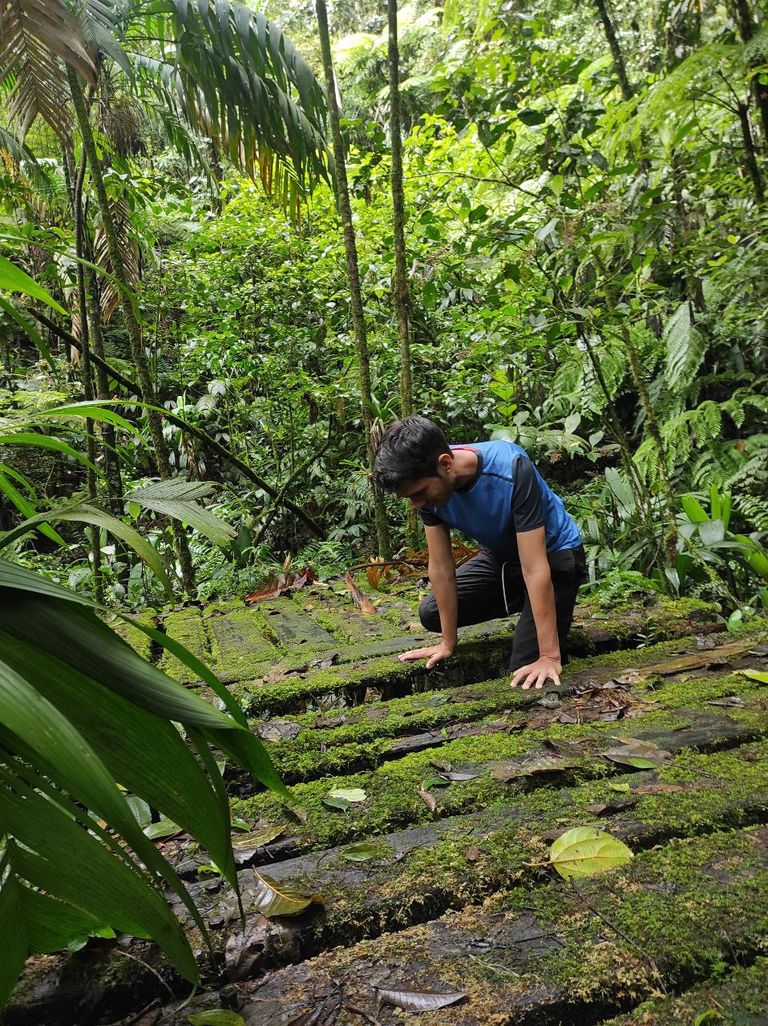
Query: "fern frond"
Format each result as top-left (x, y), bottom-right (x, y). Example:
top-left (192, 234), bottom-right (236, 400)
top-left (664, 301), bottom-right (707, 392)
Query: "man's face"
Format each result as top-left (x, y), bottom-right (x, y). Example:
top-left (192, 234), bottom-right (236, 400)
top-left (396, 457), bottom-right (454, 510)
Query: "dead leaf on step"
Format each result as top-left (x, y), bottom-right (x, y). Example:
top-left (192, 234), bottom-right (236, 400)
top-left (602, 739), bottom-right (674, 769)
top-left (464, 845), bottom-right (482, 862)
top-left (490, 752), bottom-right (582, 782)
top-left (232, 826), bottom-right (286, 863)
top-left (438, 768), bottom-right (483, 782)
top-left (418, 784), bottom-right (438, 812)
top-left (374, 987), bottom-right (467, 1013)
top-left (707, 696), bottom-right (745, 707)
top-left (258, 720), bottom-right (301, 742)
top-left (344, 572), bottom-right (377, 615)
top-left (284, 805), bottom-right (308, 825)
top-left (224, 918), bottom-right (270, 979)
top-left (631, 779), bottom-right (697, 796)
top-left (251, 872), bottom-right (322, 917)
top-left (430, 758), bottom-right (453, 772)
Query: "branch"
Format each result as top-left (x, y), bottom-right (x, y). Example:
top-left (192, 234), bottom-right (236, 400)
top-left (26, 311), bottom-right (326, 539)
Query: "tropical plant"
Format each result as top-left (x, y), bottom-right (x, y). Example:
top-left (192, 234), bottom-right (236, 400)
top-left (0, 559), bottom-right (285, 1007)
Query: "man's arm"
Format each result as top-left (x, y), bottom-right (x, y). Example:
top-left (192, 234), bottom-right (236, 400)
top-left (511, 525), bottom-right (562, 689)
top-left (398, 522), bottom-right (458, 667)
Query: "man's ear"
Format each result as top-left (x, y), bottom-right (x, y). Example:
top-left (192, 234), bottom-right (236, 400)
top-left (436, 452), bottom-right (454, 473)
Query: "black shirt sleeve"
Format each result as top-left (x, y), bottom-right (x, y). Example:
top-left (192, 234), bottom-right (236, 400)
top-left (511, 456), bottom-right (545, 532)
top-left (419, 507), bottom-right (443, 527)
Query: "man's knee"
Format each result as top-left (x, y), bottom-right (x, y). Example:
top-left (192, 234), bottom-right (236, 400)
top-left (418, 594), bottom-right (441, 633)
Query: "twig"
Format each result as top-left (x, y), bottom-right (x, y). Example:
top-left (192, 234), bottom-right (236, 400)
top-left (343, 1003), bottom-right (380, 1025)
top-left (109, 948), bottom-right (176, 1000)
top-left (106, 996), bottom-right (161, 1026)
top-left (570, 882), bottom-right (668, 994)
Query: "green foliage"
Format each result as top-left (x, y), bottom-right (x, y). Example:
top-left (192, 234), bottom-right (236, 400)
top-left (0, 560), bottom-right (284, 1006)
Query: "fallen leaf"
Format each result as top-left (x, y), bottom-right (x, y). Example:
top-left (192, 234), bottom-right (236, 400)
top-left (232, 826), bottom-right (287, 863)
top-left (328, 787), bottom-right (367, 804)
top-left (422, 776), bottom-right (451, 789)
top-left (144, 816), bottom-right (183, 840)
top-left (284, 805), bottom-right (308, 824)
top-left (258, 720), bottom-right (302, 742)
top-left (251, 872), bottom-right (322, 917)
top-left (464, 845), bottom-right (482, 861)
top-left (741, 668), bottom-right (768, 685)
top-left (430, 758), bottom-right (453, 772)
top-left (606, 781), bottom-right (632, 794)
top-left (340, 842), bottom-right (383, 863)
top-left (322, 795), bottom-right (350, 811)
top-left (187, 1012), bottom-right (246, 1026)
top-left (344, 572), bottom-right (377, 615)
top-left (707, 696), bottom-right (745, 707)
top-left (375, 988), bottom-right (467, 1013)
top-left (490, 752), bottom-right (582, 782)
top-left (602, 740), bottom-right (674, 769)
top-left (224, 918), bottom-right (269, 979)
top-left (418, 784), bottom-right (437, 812)
top-left (549, 827), bottom-right (634, 879)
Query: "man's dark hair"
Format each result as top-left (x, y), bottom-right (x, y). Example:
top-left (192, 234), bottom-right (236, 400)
top-left (374, 416), bottom-right (451, 491)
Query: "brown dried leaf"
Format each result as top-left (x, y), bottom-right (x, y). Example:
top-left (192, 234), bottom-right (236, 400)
top-left (344, 572), bottom-right (377, 615)
top-left (251, 872), bottom-right (322, 917)
top-left (232, 826), bottom-right (287, 863)
top-left (584, 796), bottom-right (639, 816)
top-left (490, 752), bottom-right (582, 782)
top-left (375, 988), bottom-right (467, 1013)
top-left (602, 740), bottom-right (674, 769)
top-left (418, 784), bottom-right (437, 812)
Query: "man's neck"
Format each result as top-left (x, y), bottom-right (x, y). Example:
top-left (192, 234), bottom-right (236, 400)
top-left (452, 448), bottom-right (479, 489)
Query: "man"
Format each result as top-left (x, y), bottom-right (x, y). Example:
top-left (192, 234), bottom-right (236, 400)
top-left (373, 416), bottom-right (587, 689)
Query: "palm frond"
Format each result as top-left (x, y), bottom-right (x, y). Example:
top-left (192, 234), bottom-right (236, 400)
top-left (0, 0), bottom-right (96, 140)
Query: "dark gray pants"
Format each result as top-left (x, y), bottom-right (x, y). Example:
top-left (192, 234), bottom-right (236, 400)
top-left (418, 546), bottom-right (588, 671)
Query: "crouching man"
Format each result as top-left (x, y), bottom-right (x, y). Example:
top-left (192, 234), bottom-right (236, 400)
top-left (373, 416), bottom-right (587, 689)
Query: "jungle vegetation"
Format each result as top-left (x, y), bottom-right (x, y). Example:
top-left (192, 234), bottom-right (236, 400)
top-left (1, 0), bottom-right (767, 1004)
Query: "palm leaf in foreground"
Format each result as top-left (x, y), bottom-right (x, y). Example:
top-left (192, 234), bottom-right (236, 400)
top-left (0, 559), bottom-right (285, 1007)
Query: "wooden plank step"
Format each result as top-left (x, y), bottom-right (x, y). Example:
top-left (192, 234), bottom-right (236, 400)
top-left (230, 675), bottom-right (768, 856)
top-left (243, 637), bottom-right (762, 785)
top-left (157, 607), bottom-right (209, 685)
top-left (178, 739), bottom-right (768, 968)
top-left (597, 955), bottom-right (768, 1025)
top-left (290, 589), bottom-right (406, 644)
top-left (153, 825), bottom-right (768, 1025)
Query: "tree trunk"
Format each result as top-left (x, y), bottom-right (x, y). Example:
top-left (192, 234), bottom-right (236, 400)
top-left (315, 0), bottom-right (392, 559)
top-left (593, 0), bottom-right (634, 101)
top-left (66, 145), bottom-right (103, 602)
top-left (730, 0), bottom-right (768, 145)
top-left (387, 0), bottom-right (419, 550)
top-left (737, 101), bottom-right (765, 202)
top-left (67, 66), bottom-right (197, 597)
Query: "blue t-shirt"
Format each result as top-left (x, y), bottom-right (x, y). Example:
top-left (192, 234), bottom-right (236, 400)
top-left (419, 440), bottom-right (581, 560)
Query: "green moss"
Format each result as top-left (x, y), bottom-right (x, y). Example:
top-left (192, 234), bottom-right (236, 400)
top-left (601, 957), bottom-right (768, 1025)
top-left (158, 606), bottom-right (209, 684)
top-left (232, 674), bottom-right (768, 851)
top-left (105, 610), bottom-right (157, 662)
top-left (204, 602), bottom-right (281, 682)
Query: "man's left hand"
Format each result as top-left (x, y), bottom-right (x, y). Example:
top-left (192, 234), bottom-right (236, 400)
top-left (510, 657), bottom-right (562, 690)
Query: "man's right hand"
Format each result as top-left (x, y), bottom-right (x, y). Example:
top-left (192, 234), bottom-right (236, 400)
top-left (398, 640), bottom-right (456, 668)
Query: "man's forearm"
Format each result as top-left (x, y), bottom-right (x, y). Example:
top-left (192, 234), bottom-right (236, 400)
top-left (428, 564), bottom-right (458, 648)
top-left (523, 569), bottom-right (560, 660)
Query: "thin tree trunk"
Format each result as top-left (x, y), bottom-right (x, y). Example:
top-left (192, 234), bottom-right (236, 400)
top-left (593, 0), bottom-right (634, 101)
top-left (315, 0), bottom-right (391, 559)
top-left (387, 0), bottom-right (419, 550)
top-left (67, 66), bottom-right (197, 597)
top-left (737, 101), bottom-right (765, 201)
top-left (730, 0), bottom-right (768, 145)
top-left (66, 145), bottom-right (103, 602)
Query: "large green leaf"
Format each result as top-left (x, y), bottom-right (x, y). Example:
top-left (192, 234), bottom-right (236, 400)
top-left (0, 503), bottom-right (171, 593)
top-left (0, 431), bottom-right (100, 476)
top-left (0, 255), bottom-right (67, 313)
top-left (0, 296), bottom-right (55, 368)
top-left (128, 478), bottom-right (236, 546)
top-left (0, 469), bottom-right (67, 547)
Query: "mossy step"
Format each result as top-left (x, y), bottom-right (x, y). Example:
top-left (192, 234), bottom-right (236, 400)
top-left (181, 740), bottom-right (768, 975)
top-left (244, 637), bottom-right (761, 785)
top-left (290, 587), bottom-right (406, 643)
top-left (105, 611), bottom-right (155, 663)
top-left (231, 673), bottom-right (768, 855)
top-left (163, 825), bottom-right (768, 1025)
top-left (598, 956), bottom-right (768, 1025)
top-left (232, 609), bottom-right (729, 717)
top-left (157, 606), bottom-right (210, 684)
